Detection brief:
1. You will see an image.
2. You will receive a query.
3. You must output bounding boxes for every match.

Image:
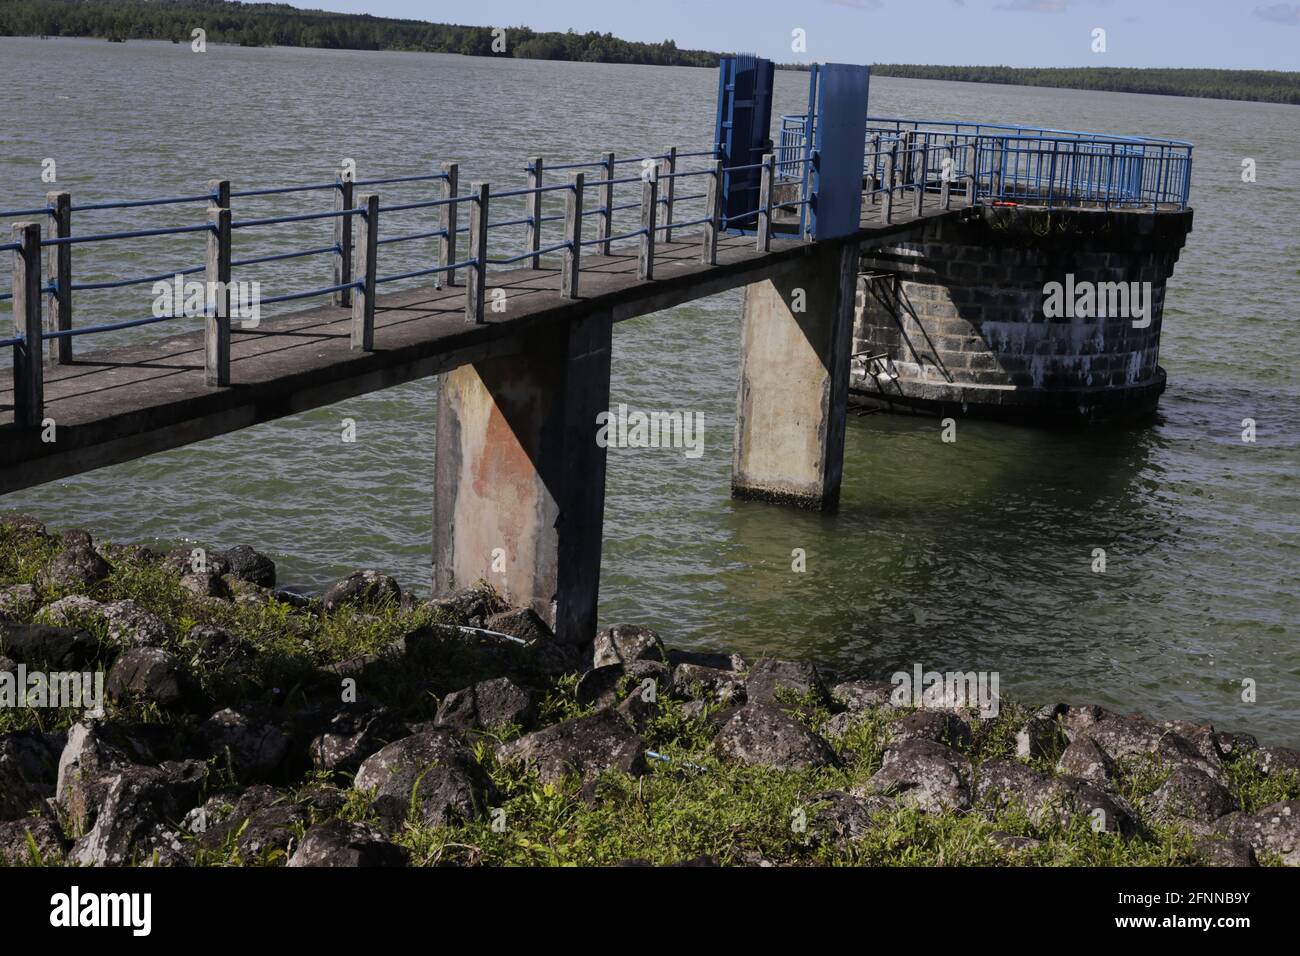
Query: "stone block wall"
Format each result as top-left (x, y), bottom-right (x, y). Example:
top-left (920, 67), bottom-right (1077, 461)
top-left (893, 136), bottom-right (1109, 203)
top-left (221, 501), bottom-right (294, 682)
top-left (852, 204), bottom-right (1194, 422)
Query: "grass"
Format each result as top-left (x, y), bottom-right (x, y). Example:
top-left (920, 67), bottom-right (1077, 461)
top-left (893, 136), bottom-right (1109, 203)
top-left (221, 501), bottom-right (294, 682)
top-left (2, 516), bottom-right (1297, 867)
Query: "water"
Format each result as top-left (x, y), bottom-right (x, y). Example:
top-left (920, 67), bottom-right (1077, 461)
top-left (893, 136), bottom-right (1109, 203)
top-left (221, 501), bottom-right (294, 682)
top-left (2, 38), bottom-right (1297, 742)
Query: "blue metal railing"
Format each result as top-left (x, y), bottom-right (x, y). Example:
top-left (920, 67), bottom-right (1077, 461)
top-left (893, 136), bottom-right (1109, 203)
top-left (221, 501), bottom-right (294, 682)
top-left (778, 113), bottom-right (1193, 211)
top-left (2, 142), bottom-right (733, 408)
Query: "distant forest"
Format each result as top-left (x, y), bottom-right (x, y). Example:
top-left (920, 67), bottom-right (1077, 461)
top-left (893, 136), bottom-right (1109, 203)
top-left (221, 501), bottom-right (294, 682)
top-left (870, 64), bottom-right (1300, 106)
top-left (0, 0), bottom-right (722, 66)
top-left (2, 1), bottom-right (1296, 105)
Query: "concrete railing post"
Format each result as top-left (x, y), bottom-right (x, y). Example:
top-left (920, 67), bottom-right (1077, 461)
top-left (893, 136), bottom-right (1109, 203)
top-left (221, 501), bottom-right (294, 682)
top-left (702, 160), bottom-right (721, 265)
top-left (598, 151), bottom-right (615, 256)
top-left (966, 142), bottom-right (979, 207)
top-left (352, 193), bottom-right (378, 351)
top-left (466, 182), bottom-right (489, 324)
top-left (526, 156), bottom-right (543, 269)
top-left (45, 191), bottom-right (71, 365)
top-left (638, 165), bottom-right (658, 281)
top-left (440, 161), bottom-right (459, 286)
top-left (334, 171), bottom-right (354, 306)
top-left (757, 152), bottom-right (775, 252)
top-left (662, 146), bottom-right (677, 242)
top-left (11, 222), bottom-right (43, 427)
top-left (204, 206), bottom-right (231, 387)
top-left (562, 172), bottom-right (583, 299)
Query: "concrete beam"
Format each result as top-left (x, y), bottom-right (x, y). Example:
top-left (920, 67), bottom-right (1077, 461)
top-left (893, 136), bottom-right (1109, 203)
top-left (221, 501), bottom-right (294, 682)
top-left (732, 241), bottom-right (857, 511)
top-left (432, 312), bottom-right (613, 644)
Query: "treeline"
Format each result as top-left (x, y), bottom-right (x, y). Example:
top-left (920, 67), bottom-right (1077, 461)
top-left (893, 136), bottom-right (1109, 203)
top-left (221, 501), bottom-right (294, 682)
top-left (870, 65), bottom-right (1300, 106)
top-left (0, 0), bottom-right (721, 66)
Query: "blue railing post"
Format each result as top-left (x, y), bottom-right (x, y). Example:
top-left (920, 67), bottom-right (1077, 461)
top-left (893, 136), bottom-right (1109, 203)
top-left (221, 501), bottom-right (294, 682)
top-left (599, 152), bottom-right (615, 255)
top-left (334, 171), bottom-right (354, 306)
top-left (526, 156), bottom-right (543, 269)
top-left (662, 146), bottom-right (677, 242)
top-left (11, 221), bottom-right (43, 427)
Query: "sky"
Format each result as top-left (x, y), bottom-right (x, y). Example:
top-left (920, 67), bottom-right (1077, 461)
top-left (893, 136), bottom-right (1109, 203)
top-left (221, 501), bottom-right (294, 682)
top-left (288, 0), bottom-right (1300, 71)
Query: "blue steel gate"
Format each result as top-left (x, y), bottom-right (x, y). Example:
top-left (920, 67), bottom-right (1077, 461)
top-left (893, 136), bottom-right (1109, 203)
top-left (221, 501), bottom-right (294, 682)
top-left (714, 55), bottom-right (775, 234)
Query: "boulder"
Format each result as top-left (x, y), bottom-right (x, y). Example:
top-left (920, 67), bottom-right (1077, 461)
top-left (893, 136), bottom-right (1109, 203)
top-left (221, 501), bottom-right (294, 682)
top-left (807, 790), bottom-right (894, 844)
top-left (355, 730), bottom-right (493, 829)
top-left (68, 762), bottom-right (206, 866)
top-left (0, 584), bottom-right (38, 621)
top-left (425, 586), bottom-right (507, 626)
top-left (287, 820), bottom-right (408, 867)
top-left (189, 785), bottom-right (305, 861)
top-left (1193, 837), bottom-right (1258, 867)
top-left (483, 608), bottom-right (552, 644)
top-left (322, 570), bottom-right (401, 613)
top-left (33, 594), bottom-right (103, 628)
top-left (188, 624), bottom-right (258, 678)
top-left (1146, 765), bottom-right (1236, 824)
top-left (0, 731), bottom-right (63, 820)
top-left (180, 572), bottom-right (229, 600)
top-left (887, 709), bottom-right (973, 749)
top-left (831, 680), bottom-right (896, 712)
top-left (0, 814), bottom-right (67, 864)
top-left (164, 546), bottom-right (229, 578)
top-left (713, 702), bottom-right (838, 771)
top-left (37, 544), bottom-right (111, 591)
top-left (974, 758), bottom-right (1140, 837)
top-left (57, 721), bottom-right (159, 832)
top-left (744, 657), bottom-right (830, 707)
top-left (196, 708), bottom-right (289, 782)
top-left (592, 624), bottom-right (666, 668)
top-left (434, 677), bottom-right (537, 733)
top-left (0, 622), bottom-right (102, 669)
top-left (497, 709), bottom-right (647, 785)
top-left (106, 648), bottom-right (191, 709)
top-left (1253, 747), bottom-right (1300, 778)
top-left (1016, 715), bottom-right (1061, 760)
top-left (989, 831), bottom-right (1042, 852)
top-left (221, 545), bottom-right (277, 588)
top-left (859, 739), bottom-right (972, 813)
top-left (307, 704), bottom-right (406, 774)
top-left (100, 600), bottom-right (170, 648)
top-left (1214, 801), bottom-right (1300, 866)
top-left (1056, 736), bottom-right (1117, 786)
top-left (670, 662), bottom-right (746, 704)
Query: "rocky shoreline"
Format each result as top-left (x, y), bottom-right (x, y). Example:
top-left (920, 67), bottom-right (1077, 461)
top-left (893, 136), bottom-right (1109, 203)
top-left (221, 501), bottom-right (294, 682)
top-left (1, 514), bottom-right (1297, 867)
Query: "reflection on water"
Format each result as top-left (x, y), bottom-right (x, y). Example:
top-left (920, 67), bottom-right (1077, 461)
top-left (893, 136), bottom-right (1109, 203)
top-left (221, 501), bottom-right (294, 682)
top-left (1, 39), bottom-right (1296, 742)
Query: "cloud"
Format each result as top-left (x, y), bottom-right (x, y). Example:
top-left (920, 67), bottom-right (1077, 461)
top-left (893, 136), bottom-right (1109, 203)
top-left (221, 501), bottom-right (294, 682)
top-left (1253, 3), bottom-right (1300, 24)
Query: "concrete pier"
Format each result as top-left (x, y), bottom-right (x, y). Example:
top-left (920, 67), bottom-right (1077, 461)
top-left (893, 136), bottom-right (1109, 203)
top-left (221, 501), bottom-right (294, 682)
top-left (732, 241), bottom-right (859, 510)
top-left (432, 312), bottom-right (613, 644)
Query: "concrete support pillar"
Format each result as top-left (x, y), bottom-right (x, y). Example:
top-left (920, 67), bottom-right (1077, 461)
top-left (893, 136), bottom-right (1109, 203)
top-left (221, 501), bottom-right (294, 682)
top-left (433, 312), bottom-right (613, 644)
top-left (732, 241), bottom-right (857, 511)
